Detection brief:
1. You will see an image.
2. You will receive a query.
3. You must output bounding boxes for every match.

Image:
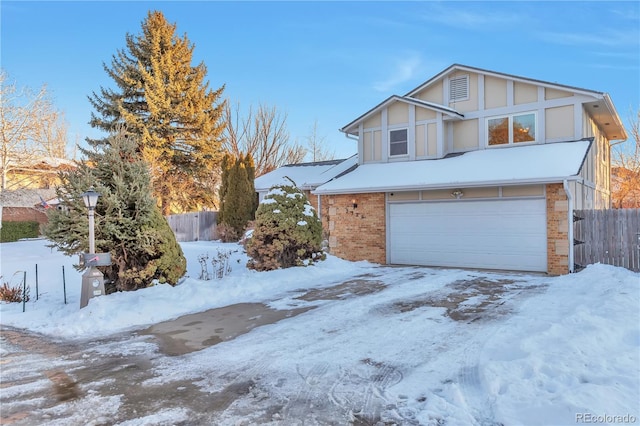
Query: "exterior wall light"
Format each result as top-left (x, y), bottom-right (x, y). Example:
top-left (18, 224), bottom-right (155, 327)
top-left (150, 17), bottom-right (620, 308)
top-left (451, 189), bottom-right (464, 199)
top-left (352, 198), bottom-right (358, 208)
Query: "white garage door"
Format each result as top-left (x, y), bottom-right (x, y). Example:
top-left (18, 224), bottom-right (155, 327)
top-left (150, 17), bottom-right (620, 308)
top-left (388, 199), bottom-right (547, 272)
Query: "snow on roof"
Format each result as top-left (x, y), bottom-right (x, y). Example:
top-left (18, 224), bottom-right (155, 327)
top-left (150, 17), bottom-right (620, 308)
top-left (0, 188), bottom-right (58, 207)
top-left (314, 140), bottom-right (592, 195)
top-left (341, 96), bottom-right (463, 135)
top-left (255, 155), bottom-right (358, 191)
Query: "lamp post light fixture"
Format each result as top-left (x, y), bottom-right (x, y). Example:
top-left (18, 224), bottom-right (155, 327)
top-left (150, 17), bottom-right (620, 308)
top-left (80, 187), bottom-right (108, 309)
top-left (82, 188), bottom-right (100, 254)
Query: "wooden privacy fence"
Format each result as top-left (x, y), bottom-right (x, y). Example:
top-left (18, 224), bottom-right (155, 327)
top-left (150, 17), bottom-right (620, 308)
top-left (167, 211), bottom-right (218, 242)
top-left (574, 209), bottom-right (640, 272)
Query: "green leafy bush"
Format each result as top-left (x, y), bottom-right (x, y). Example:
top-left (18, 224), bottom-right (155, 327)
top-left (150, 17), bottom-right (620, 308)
top-left (247, 182), bottom-right (325, 271)
top-left (0, 221), bottom-right (40, 243)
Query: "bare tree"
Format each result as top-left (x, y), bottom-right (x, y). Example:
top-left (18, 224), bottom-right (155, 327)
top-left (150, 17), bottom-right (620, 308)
top-left (0, 70), bottom-right (69, 191)
top-left (611, 109), bottom-right (640, 208)
top-left (223, 101), bottom-right (306, 176)
top-left (304, 119), bottom-right (335, 162)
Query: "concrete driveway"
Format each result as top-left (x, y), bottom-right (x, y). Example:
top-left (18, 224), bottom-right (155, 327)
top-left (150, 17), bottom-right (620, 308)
top-left (0, 268), bottom-right (546, 425)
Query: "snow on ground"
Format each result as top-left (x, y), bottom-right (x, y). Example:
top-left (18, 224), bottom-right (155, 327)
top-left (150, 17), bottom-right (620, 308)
top-left (1, 239), bottom-right (639, 425)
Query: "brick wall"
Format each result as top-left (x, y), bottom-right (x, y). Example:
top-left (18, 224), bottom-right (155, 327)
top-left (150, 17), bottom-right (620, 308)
top-left (3, 207), bottom-right (48, 224)
top-left (325, 193), bottom-right (386, 264)
top-left (546, 183), bottom-right (569, 275)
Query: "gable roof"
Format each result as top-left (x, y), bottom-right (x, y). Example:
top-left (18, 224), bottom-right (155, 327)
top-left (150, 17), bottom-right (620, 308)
top-left (313, 139), bottom-right (592, 195)
top-left (340, 95), bottom-right (464, 135)
top-left (340, 64), bottom-right (626, 140)
top-left (405, 64), bottom-right (625, 140)
top-left (254, 155), bottom-right (358, 192)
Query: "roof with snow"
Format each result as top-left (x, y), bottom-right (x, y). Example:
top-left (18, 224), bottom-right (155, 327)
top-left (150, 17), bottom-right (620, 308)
top-left (0, 188), bottom-right (58, 207)
top-left (313, 140), bottom-right (592, 195)
top-left (255, 155), bottom-right (358, 192)
top-left (341, 95), bottom-right (464, 135)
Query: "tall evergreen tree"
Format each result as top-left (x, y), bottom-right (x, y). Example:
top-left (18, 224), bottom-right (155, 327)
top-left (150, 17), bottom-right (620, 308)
top-left (217, 153), bottom-right (256, 241)
top-left (44, 128), bottom-right (186, 293)
top-left (242, 153), bottom-right (258, 215)
top-left (88, 10), bottom-right (225, 214)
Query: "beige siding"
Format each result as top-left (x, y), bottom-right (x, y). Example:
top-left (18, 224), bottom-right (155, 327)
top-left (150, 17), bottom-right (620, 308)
top-left (373, 130), bottom-right (382, 161)
top-left (545, 105), bottom-right (574, 140)
top-left (363, 132), bottom-right (372, 162)
top-left (388, 191), bottom-right (420, 201)
top-left (427, 123), bottom-right (437, 156)
top-left (364, 113), bottom-right (381, 129)
top-left (453, 119), bottom-right (479, 151)
top-left (485, 76), bottom-right (507, 109)
top-left (388, 102), bottom-right (409, 125)
top-left (514, 82), bottom-right (537, 105)
top-left (415, 81), bottom-right (443, 104)
top-left (545, 88), bottom-right (573, 100)
top-left (421, 187), bottom-right (499, 200)
top-left (463, 187), bottom-right (499, 198)
top-left (421, 189), bottom-right (455, 200)
top-left (416, 107), bottom-right (436, 121)
top-left (448, 71), bottom-right (478, 112)
top-left (416, 124), bottom-right (426, 157)
top-left (502, 185), bottom-right (544, 197)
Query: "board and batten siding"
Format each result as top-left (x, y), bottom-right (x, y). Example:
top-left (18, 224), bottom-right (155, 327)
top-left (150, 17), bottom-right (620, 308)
top-left (359, 73), bottom-right (598, 166)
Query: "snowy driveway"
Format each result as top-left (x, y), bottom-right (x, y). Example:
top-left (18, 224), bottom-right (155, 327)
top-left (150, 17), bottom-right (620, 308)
top-left (1, 240), bottom-right (638, 425)
top-left (3, 268), bottom-right (548, 425)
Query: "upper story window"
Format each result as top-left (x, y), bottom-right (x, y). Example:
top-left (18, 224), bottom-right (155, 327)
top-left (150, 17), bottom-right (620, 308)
top-left (449, 75), bottom-right (469, 102)
top-left (487, 112), bottom-right (536, 146)
top-left (389, 128), bottom-right (408, 156)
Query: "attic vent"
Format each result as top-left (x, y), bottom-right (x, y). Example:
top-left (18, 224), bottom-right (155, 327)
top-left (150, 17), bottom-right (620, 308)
top-left (449, 75), bottom-right (469, 102)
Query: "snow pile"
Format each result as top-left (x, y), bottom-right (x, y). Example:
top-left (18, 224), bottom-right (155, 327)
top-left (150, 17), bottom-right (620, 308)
top-left (480, 264), bottom-right (640, 425)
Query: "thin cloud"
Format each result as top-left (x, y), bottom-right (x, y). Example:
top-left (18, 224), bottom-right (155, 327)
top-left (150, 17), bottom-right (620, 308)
top-left (419, 5), bottom-right (523, 30)
top-left (537, 29), bottom-right (639, 48)
top-left (373, 54), bottom-right (423, 93)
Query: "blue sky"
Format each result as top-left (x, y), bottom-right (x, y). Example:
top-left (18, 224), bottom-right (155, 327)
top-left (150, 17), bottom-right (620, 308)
top-left (2, 1), bottom-right (639, 160)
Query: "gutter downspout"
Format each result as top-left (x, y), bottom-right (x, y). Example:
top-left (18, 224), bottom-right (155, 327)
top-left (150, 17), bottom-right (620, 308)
top-left (563, 180), bottom-right (574, 273)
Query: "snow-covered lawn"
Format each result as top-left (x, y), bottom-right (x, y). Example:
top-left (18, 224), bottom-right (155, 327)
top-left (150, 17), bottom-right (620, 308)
top-left (1, 239), bottom-right (638, 425)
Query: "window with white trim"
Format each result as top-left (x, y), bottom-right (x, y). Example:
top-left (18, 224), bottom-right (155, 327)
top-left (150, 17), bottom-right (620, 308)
top-left (487, 112), bottom-right (536, 146)
top-left (389, 128), bottom-right (408, 156)
top-left (449, 75), bottom-right (469, 102)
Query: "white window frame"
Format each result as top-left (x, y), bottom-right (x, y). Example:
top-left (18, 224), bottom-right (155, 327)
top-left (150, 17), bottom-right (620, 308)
top-left (486, 111), bottom-right (537, 147)
top-left (389, 128), bottom-right (408, 157)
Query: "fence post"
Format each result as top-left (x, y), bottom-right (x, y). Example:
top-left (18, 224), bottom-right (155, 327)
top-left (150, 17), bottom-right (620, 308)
top-left (35, 264), bottom-right (39, 301)
top-left (62, 265), bottom-right (67, 305)
top-left (22, 271), bottom-right (27, 313)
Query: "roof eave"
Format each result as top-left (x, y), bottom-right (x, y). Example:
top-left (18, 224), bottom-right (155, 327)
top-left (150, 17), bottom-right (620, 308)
top-left (340, 95), bottom-right (463, 136)
top-left (313, 175), bottom-right (583, 195)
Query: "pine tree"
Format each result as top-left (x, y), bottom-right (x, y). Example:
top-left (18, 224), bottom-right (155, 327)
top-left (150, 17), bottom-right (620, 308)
top-left (217, 153), bottom-right (256, 241)
top-left (88, 10), bottom-right (225, 214)
top-left (44, 128), bottom-right (186, 293)
top-left (242, 153), bottom-right (258, 215)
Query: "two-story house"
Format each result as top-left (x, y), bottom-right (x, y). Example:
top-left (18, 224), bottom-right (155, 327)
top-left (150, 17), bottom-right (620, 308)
top-left (312, 64), bottom-right (627, 275)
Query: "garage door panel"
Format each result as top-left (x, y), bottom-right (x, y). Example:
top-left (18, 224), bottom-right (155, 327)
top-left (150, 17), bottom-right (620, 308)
top-left (389, 199), bottom-right (547, 272)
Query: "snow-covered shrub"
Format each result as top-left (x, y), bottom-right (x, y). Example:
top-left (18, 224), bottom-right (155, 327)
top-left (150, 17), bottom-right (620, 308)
top-left (246, 182), bottom-right (324, 271)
